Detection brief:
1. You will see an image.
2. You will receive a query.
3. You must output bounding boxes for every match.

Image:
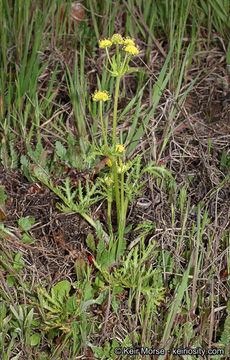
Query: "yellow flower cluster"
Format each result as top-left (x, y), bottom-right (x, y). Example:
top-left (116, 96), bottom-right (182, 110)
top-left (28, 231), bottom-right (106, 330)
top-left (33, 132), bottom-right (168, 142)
top-left (106, 144), bottom-right (125, 168)
top-left (124, 45), bottom-right (139, 55)
top-left (115, 144), bottom-right (125, 153)
top-left (106, 160), bottom-right (129, 174)
top-left (111, 34), bottom-right (124, 45)
top-left (123, 37), bottom-right (135, 46)
top-left (98, 34), bottom-right (139, 55)
top-left (99, 39), bottom-right (112, 48)
top-left (106, 159), bottom-right (112, 167)
top-left (92, 90), bottom-right (110, 102)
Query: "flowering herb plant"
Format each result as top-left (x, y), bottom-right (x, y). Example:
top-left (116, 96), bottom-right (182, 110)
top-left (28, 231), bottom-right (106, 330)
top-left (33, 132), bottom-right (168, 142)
top-left (91, 35), bottom-right (141, 259)
top-left (91, 34), bottom-right (173, 262)
top-left (33, 34), bottom-right (174, 266)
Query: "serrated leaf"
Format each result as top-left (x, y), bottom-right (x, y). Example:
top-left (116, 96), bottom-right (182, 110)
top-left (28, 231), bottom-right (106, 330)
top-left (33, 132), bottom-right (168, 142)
top-left (96, 235), bottom-right (105, 258)
top-left (82, 281), bottom-right (94, 301)
top-left (66, 296), bottom-right (78, 314)
top-left (86, 233), bottom-right (96, 251)
top-left (74, 258), bottom-right (88, 281)
top-left (56, 141), bottom-right (67, 160)
top-left (51, 280), bottom-right (71, 302)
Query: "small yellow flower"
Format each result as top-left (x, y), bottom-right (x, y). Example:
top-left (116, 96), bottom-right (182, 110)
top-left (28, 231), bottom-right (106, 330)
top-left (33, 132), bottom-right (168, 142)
top-left (124, 37), bottom-right (135, 46)
top-left (115, 144), bottom-right (125, 153)
top-left (106, 159), bottom-right (112, 167)
top-left (124, 44), bottom-right (139, 55)
top-left (111, 34), bottom-right (124, 45)
top-left (99, 39), bottom-right (112, 48)
top-left (92, 90), bottom-right (110, 102)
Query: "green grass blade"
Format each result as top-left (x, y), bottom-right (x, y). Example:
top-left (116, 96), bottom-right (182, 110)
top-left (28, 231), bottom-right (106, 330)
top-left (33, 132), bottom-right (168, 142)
top-left (160, 256), bottom-right (192, 348)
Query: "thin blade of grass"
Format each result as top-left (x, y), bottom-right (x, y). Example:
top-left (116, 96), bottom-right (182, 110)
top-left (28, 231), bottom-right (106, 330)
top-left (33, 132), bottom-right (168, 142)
top-left (159, 255), bottom-right (193, 350)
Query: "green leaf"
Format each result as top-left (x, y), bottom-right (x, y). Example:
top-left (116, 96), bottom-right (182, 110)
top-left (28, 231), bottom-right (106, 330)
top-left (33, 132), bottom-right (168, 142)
top-left (13, 253), bottom-right (24, 272)
top-left (86, 233), bottom-right (96, 252)
top-left (6, 275), bottom-right (14, 287)
top-left (51, 280), bottom-right (71, 302)
top-left (66, 296), bottom-right (78, 314)
top-left (56, 141), bottom-right (67, 161)
top-left (21, 233), bottom-right (35, 244)
top-left (74, 258), bottom-right (88, 281)
top-left (32, 166), bottom-right (49, 184)
top-left (18, 217), bottom-right (35, 231)
top-left (30, 333), bottom-right (41, 346)
top-left (88, 343), bottom-right (105, 359)
top-left (94, 274), bottom-right (105, 289)
top-left (82, 281), bottom-right (94, 301)
top-left (111, 295), bottom-right (120, 315)
top-left (113, 286), bottom-right (124, 295)
top-left (20, 155), bottom-right (33, 182)
top-left (0, 187), bottom-right (7, 204)
top-left (96, 235), bottom-right (105, 260)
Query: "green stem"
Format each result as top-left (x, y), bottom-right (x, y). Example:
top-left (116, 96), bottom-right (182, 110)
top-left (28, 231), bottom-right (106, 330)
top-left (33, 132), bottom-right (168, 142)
top-left (120, 166), bottom-right (125, 220)
top-left (80, 212), bottom-right (97, 229)
top-left (122, 197), bottom-right (129, 232)
top-left (106, 48), bottom-right (113, 68)
top-left (117, 196), bottom-right (129, 263)
top-left (112, 75), bottom-right (121, 146)
top-left (99, 101), bottom-right (108, 149)
top-left (89, 0), bottom-right (100, 42)
top-left (112, 161), bottom-right (120, 222)
top-left (107, 197), bottom-right (113, 235)
top-left (116, 43), bottom-right (120, 70)
top-left (120, 53), bottom-right (129, 74)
